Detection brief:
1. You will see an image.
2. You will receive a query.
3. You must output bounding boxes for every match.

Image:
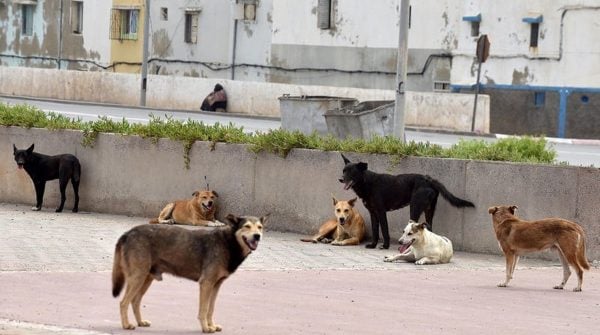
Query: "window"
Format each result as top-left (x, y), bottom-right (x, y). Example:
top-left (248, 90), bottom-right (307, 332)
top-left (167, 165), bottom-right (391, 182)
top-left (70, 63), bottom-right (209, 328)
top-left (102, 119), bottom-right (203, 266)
top-left (434, 81), bottom-right (451, 92)
top-left (470, 22), bottom-right (480, 37)
top-left (160, 7), bottom-right (168, 21)
top-left (71, 1), bottom-right (83, 34)
top-left (110, 8), bottom-right (139, 40)
top-left (184, 10), bottom-right (200, 44)
top-left (529, 23), bottom-right (539, 47)
top-left (21, 4), bottom-right (34, 36)
top-left (243, 2), bottom-right (256, 21)
top-left (463, 14), bottom-right (481, 37)
top-left (522, 15), bottom-right (542, 48)
top-left (317, 0), bottom-right (332, 29)
top-left (534, 92), bottom-right (545, 108)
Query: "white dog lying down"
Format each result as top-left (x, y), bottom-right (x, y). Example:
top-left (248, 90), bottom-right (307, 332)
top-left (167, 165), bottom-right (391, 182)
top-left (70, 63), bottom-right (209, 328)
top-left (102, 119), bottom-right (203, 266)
top-left (384, 220), bottom-right (453, 265)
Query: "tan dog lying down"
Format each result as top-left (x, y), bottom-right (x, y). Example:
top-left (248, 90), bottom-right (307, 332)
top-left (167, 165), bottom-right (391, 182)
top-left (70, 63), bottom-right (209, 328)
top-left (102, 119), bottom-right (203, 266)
top-left (300, 197), bottom-right (366, 246)
top-left (384, 220), bottom-right (453, 265)
top-left (488, 205), bottom-right (590, 292)
top-left (149, 190), bottom-right (224, 227)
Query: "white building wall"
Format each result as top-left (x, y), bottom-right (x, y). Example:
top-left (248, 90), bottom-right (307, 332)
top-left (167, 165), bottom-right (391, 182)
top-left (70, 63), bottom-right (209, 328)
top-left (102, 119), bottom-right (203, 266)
top-left (450, 0), bottom-right (600, 88)
top-left (80, 0), bottom-right (112, 64)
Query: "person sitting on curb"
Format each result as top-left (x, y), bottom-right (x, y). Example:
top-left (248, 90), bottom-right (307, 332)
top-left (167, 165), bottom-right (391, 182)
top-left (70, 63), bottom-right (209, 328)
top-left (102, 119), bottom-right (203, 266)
top-left (200, 84), bottom-right (227, 112)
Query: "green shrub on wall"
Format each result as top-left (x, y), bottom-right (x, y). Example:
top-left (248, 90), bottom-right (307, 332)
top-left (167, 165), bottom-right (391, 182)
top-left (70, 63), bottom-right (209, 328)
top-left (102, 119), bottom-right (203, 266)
top-left (0, 102), bottom-right (557, 167)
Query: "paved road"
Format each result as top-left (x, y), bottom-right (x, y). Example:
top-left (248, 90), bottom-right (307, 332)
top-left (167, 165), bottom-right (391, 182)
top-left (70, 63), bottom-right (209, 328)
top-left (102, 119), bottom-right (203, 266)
top-left (2, 96), bottom-right (600, 166)
top-left (0, 203), bottom-right (599, 335)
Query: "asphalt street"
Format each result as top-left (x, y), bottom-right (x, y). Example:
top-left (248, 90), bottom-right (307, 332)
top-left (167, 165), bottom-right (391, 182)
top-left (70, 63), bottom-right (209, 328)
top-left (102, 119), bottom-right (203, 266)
top-left (2, 96), bottom-right (600, 166)
top-left (0, 203), bottom-right (599, 335)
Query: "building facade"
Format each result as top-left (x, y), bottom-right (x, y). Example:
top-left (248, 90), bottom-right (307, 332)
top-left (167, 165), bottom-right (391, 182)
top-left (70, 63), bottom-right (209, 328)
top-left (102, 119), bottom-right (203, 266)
top-left (1, 0), bottom-right (599, 138)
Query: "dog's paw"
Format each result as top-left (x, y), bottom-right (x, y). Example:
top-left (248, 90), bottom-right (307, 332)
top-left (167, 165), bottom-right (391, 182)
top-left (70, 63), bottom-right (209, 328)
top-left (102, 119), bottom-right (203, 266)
top-left (212, 220), bottom-right (226, 226)
top-left (573, 287), bottom-right (582, 292)
top-left (211, 324), bottom-right (222, 332)
top-left (138, 320), bottom-right (151, 327)
top-left (202, 326), bottom-right (217, 333)
top-left (320, 238), bottom-right (332, 244)
top-left (553, 285), bottom-right (564, 290)
top-left (31, 206), bottom-right (41, 211)
top-left (365, 243), bottom-right (377, 249)
top-left (497, 282), bottom-right (508, 288)
top-left (331, 240), bottom-right (343, 245)
top-left (122, 323), bottom-right (135, 330)
top-left (167, 219), bottom-right (175, 225)
top-left (383, 256), bottom-right (395, 262)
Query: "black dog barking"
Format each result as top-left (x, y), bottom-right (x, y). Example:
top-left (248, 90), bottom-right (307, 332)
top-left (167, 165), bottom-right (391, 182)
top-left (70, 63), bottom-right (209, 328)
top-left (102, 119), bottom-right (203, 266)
top-left (13, 144), bottom-right (81, 213)
top-left (339, 153), bottom-right (474, 249)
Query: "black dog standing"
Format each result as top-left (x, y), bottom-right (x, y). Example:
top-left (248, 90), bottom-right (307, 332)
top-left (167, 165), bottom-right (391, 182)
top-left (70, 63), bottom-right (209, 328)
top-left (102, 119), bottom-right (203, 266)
top-left (13, 144), bottom-right (81, 212)
top-left (339, 153), bottom-right (474, 249)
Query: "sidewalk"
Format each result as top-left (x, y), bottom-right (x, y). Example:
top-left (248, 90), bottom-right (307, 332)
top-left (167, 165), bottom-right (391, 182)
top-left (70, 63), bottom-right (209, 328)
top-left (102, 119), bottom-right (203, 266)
top-left (1, 203), bottom-right (599, 335)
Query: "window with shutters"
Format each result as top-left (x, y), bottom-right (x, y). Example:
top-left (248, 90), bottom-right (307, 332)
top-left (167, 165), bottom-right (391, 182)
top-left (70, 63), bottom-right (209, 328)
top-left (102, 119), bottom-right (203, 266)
top-left (317, 0), bottom-right (333, 30)
top-left (184, 10), bottom-right (200, 44)
top-left (109, 8), bottom-right (139, 40)
top-left (71, 0), bottom-right (83, 34)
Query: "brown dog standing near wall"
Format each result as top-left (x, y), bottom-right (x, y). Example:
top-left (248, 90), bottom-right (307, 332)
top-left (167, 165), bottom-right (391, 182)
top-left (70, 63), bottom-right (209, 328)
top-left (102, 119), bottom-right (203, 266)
top-left (149, 190), bottom-right (223, 226)
top-left (488, 205), bottom-right (590, 291)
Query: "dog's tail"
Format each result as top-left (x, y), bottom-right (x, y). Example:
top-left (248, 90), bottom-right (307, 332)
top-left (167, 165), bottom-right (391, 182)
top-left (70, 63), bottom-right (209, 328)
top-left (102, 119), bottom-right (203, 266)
top-left (427, 176), bottom-right (475, 208)
top-left (577, 230), bottom-right (591, 271)
top-left (112, 234), bottom-right (127, 297)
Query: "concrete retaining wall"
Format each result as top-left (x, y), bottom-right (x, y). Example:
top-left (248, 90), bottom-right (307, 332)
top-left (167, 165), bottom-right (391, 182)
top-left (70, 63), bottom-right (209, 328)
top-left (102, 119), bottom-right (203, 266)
top-left (1, 127), bottom-right (598, 260)
top-left (0, 66), bottom-right (489, 132)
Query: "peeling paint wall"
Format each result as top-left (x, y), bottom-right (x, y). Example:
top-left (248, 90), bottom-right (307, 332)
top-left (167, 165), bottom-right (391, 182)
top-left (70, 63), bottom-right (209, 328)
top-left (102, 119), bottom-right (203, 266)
top-left (0, 0), bottom-right (111, 70)
top-left (269, 0), bottom-right (450, 90)
top-left (449, 0), bottom-right (600, 88)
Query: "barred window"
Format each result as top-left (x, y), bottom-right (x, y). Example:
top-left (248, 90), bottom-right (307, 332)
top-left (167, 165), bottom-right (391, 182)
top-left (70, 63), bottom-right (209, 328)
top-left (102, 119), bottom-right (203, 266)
top-left (110, 8), bottom-right (139, 40)
top-left (317, 0), bottom-right (332, 29)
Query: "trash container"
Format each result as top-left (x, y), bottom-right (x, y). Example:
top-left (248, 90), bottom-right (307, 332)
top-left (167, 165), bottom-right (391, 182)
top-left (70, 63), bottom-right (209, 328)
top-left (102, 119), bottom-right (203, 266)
top-left (324, 100), bottom-right (395, 139)
top-left (278, 95), bottom-right (358, 135)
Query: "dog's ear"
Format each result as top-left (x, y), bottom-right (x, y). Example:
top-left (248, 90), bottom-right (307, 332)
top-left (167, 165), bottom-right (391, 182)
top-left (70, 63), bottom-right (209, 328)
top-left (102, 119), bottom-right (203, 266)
top-left (357, 162), bottom-right (368, 171)
top-left (341, 153), bottom-right (351, 165)
top-left (226, 214), bottom-right (242, 227)
top-left (192, 191), bottom-right (199, 197)
top-left (509, 205), bottom-right (518, 214)
top-left (419, 222), bottom-right (428, 230)
top-left (260, 213), bottom-right (270, 225)
top-left (13, 144), bottom-right (17, 154)
top-left (211, 190), bottom-right (219, 198)
top-left (332, 196), bottom-right (338, 206)
top-left (348, 197), bottom-right (357, 207)
top-left (27, 144), bottom-right (34, 154)
top-left (488, 206), bottom-right (498, 215)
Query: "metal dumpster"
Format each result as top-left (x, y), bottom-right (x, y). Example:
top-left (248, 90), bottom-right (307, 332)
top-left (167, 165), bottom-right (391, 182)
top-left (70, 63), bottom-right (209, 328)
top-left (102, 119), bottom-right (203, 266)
top-left (279, 95), bottom-right (357, 135)
top-left (324, 100), bottom-right (395, 139)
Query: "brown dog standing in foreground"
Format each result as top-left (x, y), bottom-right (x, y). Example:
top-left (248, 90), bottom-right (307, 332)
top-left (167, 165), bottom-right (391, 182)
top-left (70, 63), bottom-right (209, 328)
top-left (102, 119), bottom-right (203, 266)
top-left (488, 205), bottom-right (590, 291)
top-left (112, 214), bottom-right (266, 333)
top-left (300, 197), bottom-right (365, 245)
top-left (149, 190), bottom-right (223, 226)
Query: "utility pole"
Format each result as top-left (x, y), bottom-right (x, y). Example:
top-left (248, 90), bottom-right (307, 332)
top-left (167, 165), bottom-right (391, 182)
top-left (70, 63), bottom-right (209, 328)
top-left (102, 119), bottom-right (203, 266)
top-left (140, 0), bottom-right (151, 106)
top-left (393, 0), bottom-right (410, 141)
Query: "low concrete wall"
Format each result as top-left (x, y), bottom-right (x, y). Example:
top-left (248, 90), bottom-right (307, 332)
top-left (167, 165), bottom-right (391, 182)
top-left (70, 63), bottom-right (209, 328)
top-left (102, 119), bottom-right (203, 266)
top-left (1, 127), bottom-right (597, 260)
top-left (0, 66), bottom-right (489, 132)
